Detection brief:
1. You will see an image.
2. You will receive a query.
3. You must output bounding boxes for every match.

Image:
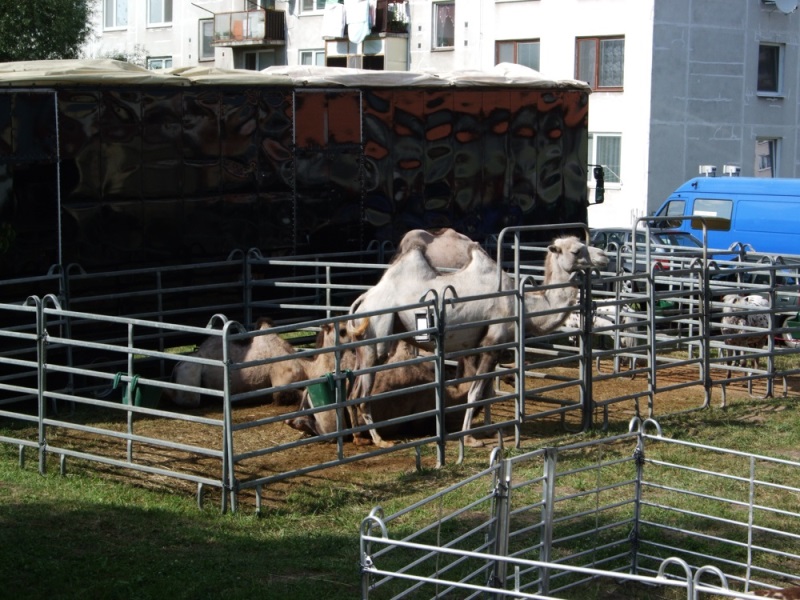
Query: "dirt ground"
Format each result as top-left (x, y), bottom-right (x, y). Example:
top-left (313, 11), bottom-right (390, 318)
top-left (33, 356), bottom-right (799, 513)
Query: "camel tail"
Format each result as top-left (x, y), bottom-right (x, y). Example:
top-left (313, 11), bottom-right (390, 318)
top-left (347, 315), bottom-right (370, 340)
top-left (346, 293), bottom-right (371, 340)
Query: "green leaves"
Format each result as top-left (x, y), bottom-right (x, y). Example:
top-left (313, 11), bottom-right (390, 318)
top-left (0, 0), bottom-right (93, 62)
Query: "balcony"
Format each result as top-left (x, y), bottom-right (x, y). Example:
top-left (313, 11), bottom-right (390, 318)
top-left (212, 9), bottom-right (286, 47)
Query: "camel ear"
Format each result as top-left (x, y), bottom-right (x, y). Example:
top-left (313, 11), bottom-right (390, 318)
top-left (548, 244), bottom-right (560, 254)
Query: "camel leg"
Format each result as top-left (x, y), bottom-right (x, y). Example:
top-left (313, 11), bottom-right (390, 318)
top-left (460, 352), bottom-right (499, 448)
top-left (349, 372), bottom-right (394, 448)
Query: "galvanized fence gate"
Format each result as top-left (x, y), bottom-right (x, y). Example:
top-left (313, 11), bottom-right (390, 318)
top-left (0, 228), bottom-right (799, 512)
top-left (359, 419), bottom-right (800, 599)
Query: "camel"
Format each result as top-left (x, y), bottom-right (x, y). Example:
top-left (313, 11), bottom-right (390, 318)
top-left (346, 235), bottom-right (609, 448)
top-left (719, 293), bottom-right (770, 377)
top-left (164, 317), bottom-right (315, 408)
top-left (286, 338), bottom-right (477, 439)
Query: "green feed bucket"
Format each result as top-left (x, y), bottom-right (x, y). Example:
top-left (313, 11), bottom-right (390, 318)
top-left (785, 313), bottom-right (800, 338)
top-left (113, 373), bottom-right (161, 409)
top-left (307, 371), bottom-right (354, 409)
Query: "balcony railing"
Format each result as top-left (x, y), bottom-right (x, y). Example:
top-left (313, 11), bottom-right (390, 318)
top-left (213, 9), bottom-right (286, 46)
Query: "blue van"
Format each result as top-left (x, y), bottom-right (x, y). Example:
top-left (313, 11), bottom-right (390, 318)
top-left (653, 177), bottom-right (800, 255)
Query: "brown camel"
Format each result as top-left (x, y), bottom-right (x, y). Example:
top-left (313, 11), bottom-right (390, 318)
top-left (286, 338), bottom-right (476, 439)
top-left (164, 317), bottom-right (315, 408)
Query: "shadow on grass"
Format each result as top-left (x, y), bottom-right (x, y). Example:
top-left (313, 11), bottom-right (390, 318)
top-left (0, 498), bottom-right (360, 600)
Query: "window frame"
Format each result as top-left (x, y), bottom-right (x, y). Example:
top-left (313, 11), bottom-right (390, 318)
top-left (432, 2), bottom-right (455, 50)
top-left (575, 36), bottom-right (625, 91)
top-left (243, 49), bottom-right (277, 71)
top-left (300, 0), bottom-right (326, 13)
top-left (104, 0), bottom-right (128, 30)
top-left (147, 56), bottom-right (173, 70)
top-left (199, 19), bottom-right (215, 62)
top-left (495, 39), bottom-right (540, 71)
top-left (755, 137), bottom-right (780, 178)
top-left (299, 49), bottom-right (326, 66)
top-left (588, 133), bottom-right (622, 186)
top-left (757, 42), bottom-right (783, 97)
top-left (147, 0), bottom-right (172, 27)
top-left (693, 198), bottom-right (733, 221)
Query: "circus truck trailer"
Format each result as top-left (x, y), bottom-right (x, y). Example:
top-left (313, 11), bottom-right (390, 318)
top-left (0, 60), bottom-right (594, 282)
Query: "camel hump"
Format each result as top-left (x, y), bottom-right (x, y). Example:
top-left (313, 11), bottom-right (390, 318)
top-left (254, 316), bottom-right (274, 330)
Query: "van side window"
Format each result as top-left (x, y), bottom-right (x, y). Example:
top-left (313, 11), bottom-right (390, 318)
top-left (657, 199), bottom-right (685, 228)
top-left (693, 198), bottom-right (733, 220)
top-left (663, 200), bottom-right (685, 217)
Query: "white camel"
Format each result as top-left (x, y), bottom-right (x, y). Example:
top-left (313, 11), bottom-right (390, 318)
top-left (346, 235), bottom-right (609, 448)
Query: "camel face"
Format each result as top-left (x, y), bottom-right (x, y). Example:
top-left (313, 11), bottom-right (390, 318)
top-left (547, 236), bottom-right (609, 274)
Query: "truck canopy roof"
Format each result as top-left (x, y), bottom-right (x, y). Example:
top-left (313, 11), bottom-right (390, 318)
top-left (0, 59), bottom-right (592, 91)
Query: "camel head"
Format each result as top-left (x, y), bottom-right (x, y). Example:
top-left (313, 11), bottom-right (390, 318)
top-left (546, 236), bottom-right (609, 279)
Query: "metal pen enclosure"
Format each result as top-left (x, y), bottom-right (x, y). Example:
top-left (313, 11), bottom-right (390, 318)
top-left (0, 61), bottom-right (590, 287)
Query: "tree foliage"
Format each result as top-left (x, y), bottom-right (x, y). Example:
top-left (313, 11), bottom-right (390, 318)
top-left (0, 0), bottom-right (93, 62)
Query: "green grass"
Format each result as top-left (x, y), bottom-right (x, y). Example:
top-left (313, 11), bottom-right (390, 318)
top-left (1, 396), bottom-right (799, 599)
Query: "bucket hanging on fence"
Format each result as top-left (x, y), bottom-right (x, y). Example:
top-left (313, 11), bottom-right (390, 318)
top-left (307, 370), bottom-right (354, 408)
top-left (113, 373), bottom-right (161, 409)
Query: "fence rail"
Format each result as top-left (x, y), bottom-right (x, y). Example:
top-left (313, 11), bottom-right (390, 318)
top-left (0, 233), bottom-right (799, 512)
top-left (360, 420), bottom-right (800, 599)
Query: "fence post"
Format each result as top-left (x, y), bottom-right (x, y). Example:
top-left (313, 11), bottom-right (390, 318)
top-left (580, 274), bottom-right (594, 431)
top-left (489, 452), bottom-right (511, 597)
top-left (221, 320), bottom-right (238, 513)
top-left (431, 295), bottom-right (446, 468)
top-left (540, 447), bottom-right (558, 595)
top-left (24, 296), bottom-right (48, 474)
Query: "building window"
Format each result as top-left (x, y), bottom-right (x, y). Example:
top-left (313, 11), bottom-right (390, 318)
top-left (147, 57), bottom-right (173, 70)
top-left (755, 138), bottom-right (779, 177)
top-left (104, 0), bottom-right (128, 29)
top-left (576, 36), bottom-right (624, 90)
top-left (433, 2), bottom-right (455, 49)
top-left (496, 40), bottom-right (540, 71)
top-left (200, 19), bottom-right (214, 61)
top-left (147, 0), bottom-right (172, 26)
top-left (300, 49), bottom-right (326, 66)
top-left (244, 50), bottom-right (276, 70)
top-left (757, 43), bottom-right (782, 95)
top-left (301, 0), bottom-right (325, 12)
top-left (588, 133), bottom-right (621, 184)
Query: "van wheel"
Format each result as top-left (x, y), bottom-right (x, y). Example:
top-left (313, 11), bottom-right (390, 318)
top-left (781, 317), bottom-right (800, 348)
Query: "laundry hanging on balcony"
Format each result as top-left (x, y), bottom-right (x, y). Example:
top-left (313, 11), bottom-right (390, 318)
top-left (344, 0), bottom-right (373, 45)
top-left (322, 1), bottom-right (345, 38)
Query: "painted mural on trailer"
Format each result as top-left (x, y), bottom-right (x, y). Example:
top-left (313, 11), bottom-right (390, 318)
top-left (0, 61), bottom-right (590, 279)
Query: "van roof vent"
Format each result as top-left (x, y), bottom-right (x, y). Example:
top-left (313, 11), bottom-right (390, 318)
top-left (699, 165), bottom-right (717, 177)
top-left (722, 164), bottom-right (741, 177)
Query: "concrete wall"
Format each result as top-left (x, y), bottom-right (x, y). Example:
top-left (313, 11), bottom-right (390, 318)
top-left (648, 0), bottom-right (800, 214)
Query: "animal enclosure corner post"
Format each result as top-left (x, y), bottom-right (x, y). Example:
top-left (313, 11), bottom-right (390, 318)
top-left (579, 272), bottom-right (594, 432)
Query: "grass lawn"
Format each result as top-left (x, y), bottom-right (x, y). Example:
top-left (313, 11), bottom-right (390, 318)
top-left (1, 394), bottom-right (799, 599)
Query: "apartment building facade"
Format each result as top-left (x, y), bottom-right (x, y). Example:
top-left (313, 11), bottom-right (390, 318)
top-left (85, 0), bottom-right (800, 229)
